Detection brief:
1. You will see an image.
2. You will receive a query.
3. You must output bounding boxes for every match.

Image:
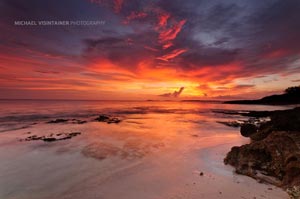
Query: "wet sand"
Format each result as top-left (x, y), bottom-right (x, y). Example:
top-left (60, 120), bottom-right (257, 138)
top-left (0, 109), bottom-right (289, 199)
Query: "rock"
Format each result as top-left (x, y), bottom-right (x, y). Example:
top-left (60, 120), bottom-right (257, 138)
top-left (43, 137), bottom-right (57, 142)
top-left (200, 172), bottom-right (204, 176)
top-left (225, 131), bottom-right (300, 187)
top-left (270, 108), bottom-right (300, 132)
top-left (96, 115), bottom-right (110, 121)
top-left (22, 132), bottom-right (81, 142)
top-left (95, 115), bottom-right (121, 124)
top-left (71, 119), bottom-right (87, 124)
top-left (240, 123), bottom-right (257, 137)
top-left (25, 135), bottom-right (43, 141)
top-left (224, 107), bottom-right (300, 195)
top-left (287, 186), bottom-right (300, 199)
top-left (69, 132), bottom-right (81, 136)
top-left (47, 119), bottom-right (69, 123)
top-left (249, 122), bottom-right (273, 141)
top-left (48, 118), bottom-right (87, 124)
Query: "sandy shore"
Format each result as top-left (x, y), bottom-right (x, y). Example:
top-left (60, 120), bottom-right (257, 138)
top-left (0, 114), bottom-right (289, 199)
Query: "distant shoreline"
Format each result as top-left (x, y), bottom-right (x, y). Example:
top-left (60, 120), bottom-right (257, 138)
top-left (224, 86), bottom-right (300, 105)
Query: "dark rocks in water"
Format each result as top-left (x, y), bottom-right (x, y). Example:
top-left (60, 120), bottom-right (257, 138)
top-left (47, 119), bottom-right (69, 123)
top-left (68, 132), bottom-right (81, 136)
top-left (96, 115), bottom-right (109, 121)
top-left (47, 118), bottom-right (87, 124)
top-left (71, 119), bottom-right (87, 124)
top-left (25, 135), bottom-right (43, 141)
top-left (95, 115), bottom-right (121, 124)
top-left (224, 107), bottom-right (300, 197)
top-left (240, 123), bottom-right (257, 137)
top-left (22, 132), bottom-right (81, 142)
top-left (217, 117), bottom-right (267, 129)
top-left (43, 137), bottom-right (57, 142)
top-left (241, 111), bottom-right (272, 118)
top-left (247, 107), bottom-right (300, 141)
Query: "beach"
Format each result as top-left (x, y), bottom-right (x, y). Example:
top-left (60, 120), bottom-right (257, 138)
top-left (0, 100), bottom-right (292, 199)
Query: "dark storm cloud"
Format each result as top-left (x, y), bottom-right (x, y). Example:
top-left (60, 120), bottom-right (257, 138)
top-left (82, 31), bottom-right (159, 70)
top-left (177, 47), bottom-right (240, 68)
top-left (84, 0), bottom-right (300, 76)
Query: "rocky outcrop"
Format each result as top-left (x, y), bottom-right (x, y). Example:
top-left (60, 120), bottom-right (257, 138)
top-left (224, 107), bottom-right (300, 198)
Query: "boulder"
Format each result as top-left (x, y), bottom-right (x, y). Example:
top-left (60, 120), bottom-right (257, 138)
top-left (240, 123), bottom-right (257, 137)
top-left (225, 131), bottom-right (300, 189)
top-left (95, 115), bottom-right (121, 124)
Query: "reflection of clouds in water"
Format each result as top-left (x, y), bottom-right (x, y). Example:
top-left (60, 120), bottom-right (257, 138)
top-left (82, 140), bottom-right (165, 160)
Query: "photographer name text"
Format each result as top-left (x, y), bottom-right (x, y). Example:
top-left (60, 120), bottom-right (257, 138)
top-left (14, 20), bottom-right (106, 26)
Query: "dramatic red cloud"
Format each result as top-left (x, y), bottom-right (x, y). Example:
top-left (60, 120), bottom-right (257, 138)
top-left (124, 11), bottom-right (148, 24)
top-left (157, 12), bottom-right (170, 28)
top-left (158, 19), bottom-right (186, 43)
top-left (157, 48), bottom-right (187, 61)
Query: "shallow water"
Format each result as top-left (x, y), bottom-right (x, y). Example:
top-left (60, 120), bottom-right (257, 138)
top-left (0, 100), bottom-right (293, 199)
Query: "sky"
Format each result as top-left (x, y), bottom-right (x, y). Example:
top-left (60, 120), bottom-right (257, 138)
top-left (0, 0), bottom-right (300, 100)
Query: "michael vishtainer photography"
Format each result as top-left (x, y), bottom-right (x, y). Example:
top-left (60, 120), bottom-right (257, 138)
top-left (1, 0), bottom-right (300, 198)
